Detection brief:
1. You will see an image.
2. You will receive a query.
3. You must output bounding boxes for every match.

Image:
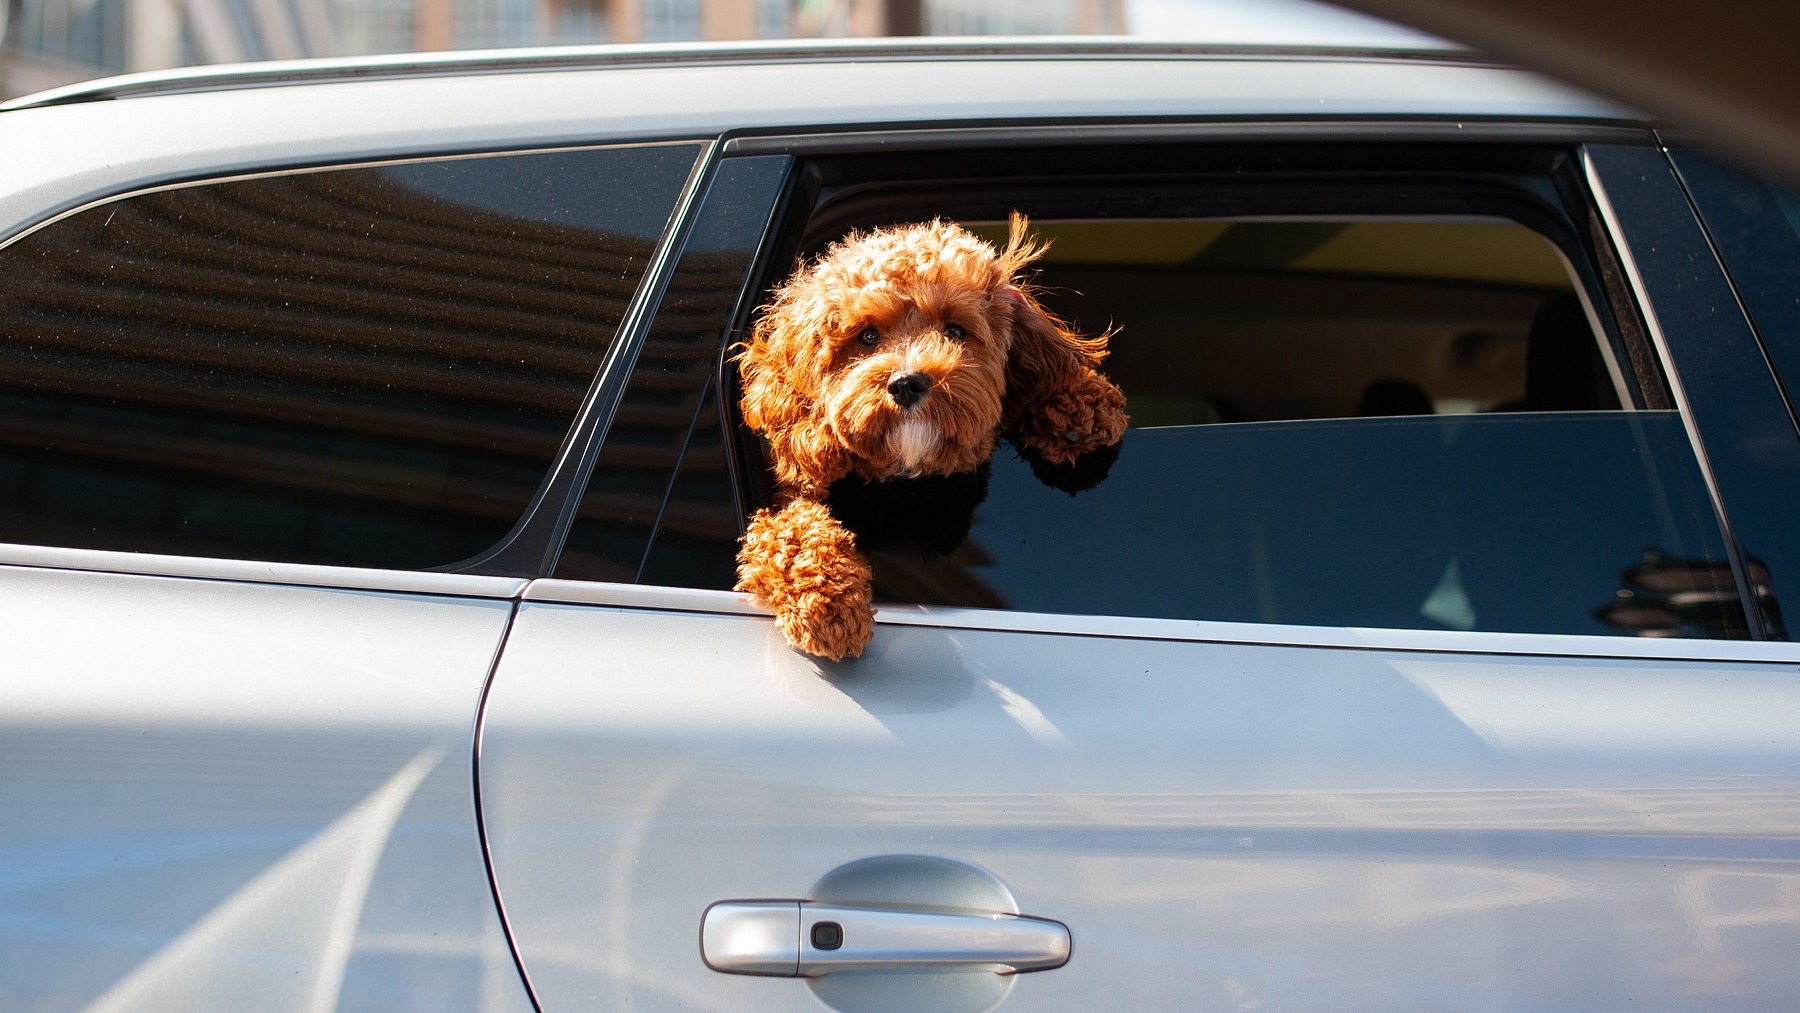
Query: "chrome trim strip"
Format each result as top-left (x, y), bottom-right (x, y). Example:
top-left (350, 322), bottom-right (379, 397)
top-left (0, 542), bottom-right (527, 597)
top-left (1583, 148), bottom-right (1765, 638)
top-left (2, 38), bottom-right (1479, 111)
top-left (525, 578), bottom-right (763, 613)
top-left (521, 579), bottom-right (1800, 663)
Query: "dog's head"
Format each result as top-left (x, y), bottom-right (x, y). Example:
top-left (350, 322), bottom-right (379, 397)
top-left (741, 213), bottom-right (1125, 494)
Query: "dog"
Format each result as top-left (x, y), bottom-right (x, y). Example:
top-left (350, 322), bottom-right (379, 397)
top-left (735, 213), bottom-right (1128, 661)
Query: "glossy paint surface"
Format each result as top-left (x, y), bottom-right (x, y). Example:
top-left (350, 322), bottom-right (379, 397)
top-left (0, 563), bottom-right (532, 1013)
top-left (481, 590), bottom-right (1800, 1011)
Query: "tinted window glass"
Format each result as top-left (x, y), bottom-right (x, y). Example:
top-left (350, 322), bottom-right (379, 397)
top-left (896, 413), bottom-right (1735, 637)
top-left (556, 155), bottom-right (789, 585)
top-left (0, 143), bottom-right (700, 571)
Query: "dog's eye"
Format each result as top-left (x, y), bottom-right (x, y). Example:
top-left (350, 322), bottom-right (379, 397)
top-left (944, 323), bottom-right (968, 341)
top-left (858, 327), bottom-right (880, 347)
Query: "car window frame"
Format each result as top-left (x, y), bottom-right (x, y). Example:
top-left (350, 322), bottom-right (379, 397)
top-left (570, 123), bottom-right (1800, 647)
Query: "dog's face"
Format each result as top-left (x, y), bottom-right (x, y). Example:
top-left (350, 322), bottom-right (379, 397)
top-left (812, 223), bottom-right (1019, 480)
top-left (743, 220), bottom-right (1020, 486)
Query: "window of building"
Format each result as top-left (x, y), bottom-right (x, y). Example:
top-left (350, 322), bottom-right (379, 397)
top-left (641, 0), bottom-right (702, 41)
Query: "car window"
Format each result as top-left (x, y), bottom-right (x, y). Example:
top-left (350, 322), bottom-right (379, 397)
top-left (598, 144), bottom-right (1748, 638)
top-left (878, 214), bottom-right (1738, 637)
top-left (0, 142), bottom-right (701, 572)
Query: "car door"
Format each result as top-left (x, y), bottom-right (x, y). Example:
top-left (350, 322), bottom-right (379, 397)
top-left (478, 135), bottom-right (1800, 1012)
top-left (0, 139), bottom-right (704, 1012)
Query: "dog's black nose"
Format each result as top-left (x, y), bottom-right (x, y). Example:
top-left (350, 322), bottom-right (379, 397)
top-left (887, 372), bottom-right (932, 408)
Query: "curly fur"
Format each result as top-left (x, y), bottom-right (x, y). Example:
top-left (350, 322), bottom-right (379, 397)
top-left (736, 213), bottom-right (1128, 661)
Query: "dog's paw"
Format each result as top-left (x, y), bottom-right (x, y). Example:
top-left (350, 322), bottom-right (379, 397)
top-left (777, 590), bottom-right (876, 662)
top-left (1011, 378), bottom-right (1128, 467)
top-left (1017, 438), bottom-right (1121, 495)
top-left (736, 499), bottom-right (876, 661)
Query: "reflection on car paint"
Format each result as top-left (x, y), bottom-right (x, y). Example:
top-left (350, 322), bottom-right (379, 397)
top-left (85, 747), bottom-right (442, 1013)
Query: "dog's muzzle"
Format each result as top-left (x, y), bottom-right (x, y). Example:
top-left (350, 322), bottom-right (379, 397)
top-left (887, 371), bottom-right (932, 409)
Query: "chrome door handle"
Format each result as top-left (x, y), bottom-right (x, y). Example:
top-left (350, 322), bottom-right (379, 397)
top-left (701, 900), bottom-right (1070, 976)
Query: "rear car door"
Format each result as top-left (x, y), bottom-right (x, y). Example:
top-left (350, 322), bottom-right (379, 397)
top-left (0, 136), bottom-right (703, 1012)
top-left (479, 133), bottom-right (1800, 1012)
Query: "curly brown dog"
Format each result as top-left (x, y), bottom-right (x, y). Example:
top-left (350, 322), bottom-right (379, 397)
top-left (735, 213), bottom-right (1128, 661)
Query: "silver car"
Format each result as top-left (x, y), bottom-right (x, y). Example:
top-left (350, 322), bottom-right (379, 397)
top-left (4, 33), bottom-right (1799, 1013)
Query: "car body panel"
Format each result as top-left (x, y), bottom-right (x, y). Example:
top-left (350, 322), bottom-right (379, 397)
top-left (0, 562), bottom-right (531, 1012)
top-left (480, 582), bottom-right (1800, 1011)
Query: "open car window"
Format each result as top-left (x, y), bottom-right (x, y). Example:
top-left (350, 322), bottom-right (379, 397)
top-left (864, 213), bottom-right (1735, 638)
top-left (976, 216), bottom-right (1625, 424)
top-left (580, 145), bottom-right (1749, 639)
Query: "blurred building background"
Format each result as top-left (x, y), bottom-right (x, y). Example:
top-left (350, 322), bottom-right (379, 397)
top-left (0, 0), bottom-right (1125, 98)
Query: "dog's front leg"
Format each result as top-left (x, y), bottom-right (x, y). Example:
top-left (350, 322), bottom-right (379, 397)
top-left (735, 497), bottom-right (875, 662)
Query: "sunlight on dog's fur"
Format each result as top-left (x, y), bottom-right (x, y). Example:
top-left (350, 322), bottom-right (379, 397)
top-left (736, 213), bottom-right (1128, 661)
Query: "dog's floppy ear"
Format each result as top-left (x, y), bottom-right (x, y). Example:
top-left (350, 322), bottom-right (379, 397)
top-left (738, 284), bottom-right (850, 496)
top-left (995, 214), bottom-right (1129, 484)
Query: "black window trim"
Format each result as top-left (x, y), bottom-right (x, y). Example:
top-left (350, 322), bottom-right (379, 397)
top-left (720, 118), bottom-right (1657, 158)
top-left (454, 138), bottom-right (723, 577)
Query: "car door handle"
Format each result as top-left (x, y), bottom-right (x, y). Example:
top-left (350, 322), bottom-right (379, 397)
top-left (701, 900), bottom-right (1070, 976)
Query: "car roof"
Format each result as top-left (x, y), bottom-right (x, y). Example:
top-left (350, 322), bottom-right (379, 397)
top-left (0, 38), bottom-right (1638, 243)
top-left (5, 36), bottom-right (1480, 109)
